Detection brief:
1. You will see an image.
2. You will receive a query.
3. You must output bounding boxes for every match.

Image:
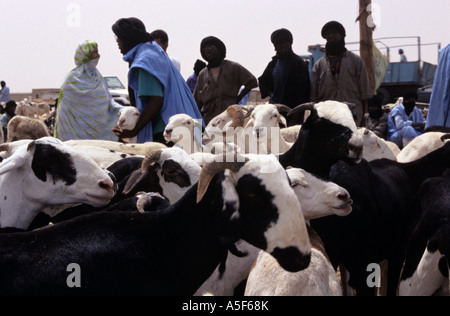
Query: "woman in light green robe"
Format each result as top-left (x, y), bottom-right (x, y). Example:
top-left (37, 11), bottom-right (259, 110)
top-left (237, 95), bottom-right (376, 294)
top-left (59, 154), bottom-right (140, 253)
top-left (55, 40), bottom-right (123, 141)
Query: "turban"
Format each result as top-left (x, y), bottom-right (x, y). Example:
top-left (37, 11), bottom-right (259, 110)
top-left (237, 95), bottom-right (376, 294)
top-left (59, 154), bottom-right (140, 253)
top-left (271, 28), bottom-right (293, 45)
top-left (321, 21), bottom-right (346, 38)
top-left (112, 17), bottom-right (153, 53)
top-left (200, 36), bottom-right (226, 61)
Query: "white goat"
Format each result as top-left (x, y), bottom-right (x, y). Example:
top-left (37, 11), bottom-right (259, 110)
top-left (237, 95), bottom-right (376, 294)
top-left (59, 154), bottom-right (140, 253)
top-left (0, 137), bottom-right (116, 229)
top-left (116, 106), bottom-right (140, 143)
top-left (244, 227), bottom-right (343, 296)
top-left (397, 132), bottom-right (450, 163)
top-left (163, 113), bottom-right (238, 157)
top-left (64, 139), bottom-right (166, 156)
top-left (358, 128), bottom-right (398, 161)
top-left (163, 113), bottom-right (204, 154)
top-left (242, 103), bottom-right (293, 154)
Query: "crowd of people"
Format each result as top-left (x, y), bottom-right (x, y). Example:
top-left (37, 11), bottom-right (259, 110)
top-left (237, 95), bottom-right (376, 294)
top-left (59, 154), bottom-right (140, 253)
top-left (1, 17), bottom-right (449, 149)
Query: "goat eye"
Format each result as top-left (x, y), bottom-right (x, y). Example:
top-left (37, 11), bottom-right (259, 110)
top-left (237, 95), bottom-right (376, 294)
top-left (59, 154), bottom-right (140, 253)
top-left (291, 181), bottom-right (307, 188)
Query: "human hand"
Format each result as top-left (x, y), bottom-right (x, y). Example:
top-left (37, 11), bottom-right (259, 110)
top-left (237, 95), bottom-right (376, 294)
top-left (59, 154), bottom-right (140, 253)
top-left (112, 126), bottom-right (137, 139)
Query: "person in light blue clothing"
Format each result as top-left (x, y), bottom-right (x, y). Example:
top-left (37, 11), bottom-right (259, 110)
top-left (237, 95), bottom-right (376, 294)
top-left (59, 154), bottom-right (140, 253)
top-left (425, 43), bottom-right (450, 129)
top-left (111, 17), bottom-right (204, 144)
top-left (387, 91), bottom-right (426, 148)
top-left (0, 81), bottom-right (10, 103)
top-left (54, 41), bottom-right (123, 141)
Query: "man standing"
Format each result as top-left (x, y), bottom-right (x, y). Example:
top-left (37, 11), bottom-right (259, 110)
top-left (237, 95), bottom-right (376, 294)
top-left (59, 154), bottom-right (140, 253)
top-left (259, 28), bottom-right (310, 109)
top-left (399, 49), bottom-right (407, 62)
top-left (194, 36), bottom-right (257, 125)
top-left (150, 29), bottom-right (181, 72)
top-left (0, 81), bottom-right (11, 103)
top-left (311, 21), bottom-right (373, 126)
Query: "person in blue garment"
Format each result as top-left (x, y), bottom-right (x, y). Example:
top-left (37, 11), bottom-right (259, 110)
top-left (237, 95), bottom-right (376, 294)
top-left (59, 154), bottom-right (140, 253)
top-left (387, 91), bottom-right (426, 148)
top-left (425, 43), bottom-right (450, 129)
top-left (111, 17), bottom-right (203, 144)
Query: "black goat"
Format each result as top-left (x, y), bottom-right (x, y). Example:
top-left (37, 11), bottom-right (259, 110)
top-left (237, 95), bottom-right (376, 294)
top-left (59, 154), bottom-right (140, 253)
top-left (311, 142), bottom-right (450, 296)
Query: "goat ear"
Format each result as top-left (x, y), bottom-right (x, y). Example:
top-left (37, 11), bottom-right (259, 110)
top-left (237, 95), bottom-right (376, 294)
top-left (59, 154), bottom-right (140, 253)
top-left (278, 115), bottom-right (287, 127)
top-left (243, 118), bottom-right (254, 130)
top-left (0, 146), bottom-right (29, 175)
top-left (217, 176), bottom-right (242, 246)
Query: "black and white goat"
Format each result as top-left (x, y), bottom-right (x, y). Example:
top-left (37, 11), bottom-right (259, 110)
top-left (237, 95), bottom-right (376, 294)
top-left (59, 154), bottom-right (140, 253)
top-left (123, 147), bottom-right (201, 204)
top-left (279, 101), bottom-right (363, 178)
top-left (0, 154), bottom-right (311, 295)
top-left (399, 169), bottom-right (450, 296)
top-left (0, 137), bottom-right (116, 229)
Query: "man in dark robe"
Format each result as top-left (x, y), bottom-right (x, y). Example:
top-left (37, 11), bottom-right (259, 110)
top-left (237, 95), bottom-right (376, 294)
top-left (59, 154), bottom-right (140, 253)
top-left (259, 28), bottom-right (311, 109)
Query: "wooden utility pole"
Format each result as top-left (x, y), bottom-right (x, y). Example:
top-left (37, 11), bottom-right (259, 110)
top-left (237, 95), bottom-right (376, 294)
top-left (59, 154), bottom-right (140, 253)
top-left (357, 0), bottom-right (376, 95)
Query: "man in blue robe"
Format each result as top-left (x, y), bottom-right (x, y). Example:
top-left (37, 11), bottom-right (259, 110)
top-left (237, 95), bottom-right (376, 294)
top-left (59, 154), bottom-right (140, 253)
top-left (112, 17), bottom-right (203, 144)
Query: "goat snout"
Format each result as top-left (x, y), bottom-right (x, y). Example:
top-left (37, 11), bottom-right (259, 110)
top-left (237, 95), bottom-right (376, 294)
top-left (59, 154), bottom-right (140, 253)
top-left (98, 178), bottom-right (116, 195)
top-left (337, 192), bottom-right (352, 204)
top-left (254, 127), bottom-right (266, 138)
top-left (334, 191), bottom-right (353, 216)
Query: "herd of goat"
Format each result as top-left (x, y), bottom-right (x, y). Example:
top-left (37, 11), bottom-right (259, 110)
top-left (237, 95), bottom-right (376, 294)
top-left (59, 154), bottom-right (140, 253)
top-left (0, 99), bottom-right (448, 296)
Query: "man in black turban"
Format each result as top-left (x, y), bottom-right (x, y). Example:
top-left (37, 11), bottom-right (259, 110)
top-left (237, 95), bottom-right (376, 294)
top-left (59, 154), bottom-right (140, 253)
top-left (258, 28), bottom-right (311, 110)
top-left (311, 21), bottom-right (373, 126)
top-left (194, 36), bottom-right (257, 125)
top-left (200, 36), bottom-right (227, 67)
top-left (112, 17), bottom-right (154, 55)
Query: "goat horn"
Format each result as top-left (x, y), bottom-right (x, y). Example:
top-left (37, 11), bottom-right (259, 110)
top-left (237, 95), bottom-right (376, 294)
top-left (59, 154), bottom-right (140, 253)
top-left (136, 194), bottom-right (151, 213)
top-left (122, 149), bottom-right (163, 196)
top-left (196, 154), bottom-right (248, 203)
top-left (243, 106), bottom-right (255, 118)
top-left (0, 143), bottom-right (10, 152)
top-left (226, 105), bottom-right (245, 128)
top-left (273, 103), bottom-right (292, 115)
top-left (141, 149), bottom-right (163, 171)
top-left (441, 133), bottom-right (450, 142)
top-left (287, 102), bottom-right (315, 124)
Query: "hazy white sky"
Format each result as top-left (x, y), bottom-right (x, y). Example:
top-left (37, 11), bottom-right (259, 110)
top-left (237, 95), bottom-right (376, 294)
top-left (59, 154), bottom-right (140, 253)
top-left (1, 0), bottom-right (448, 92)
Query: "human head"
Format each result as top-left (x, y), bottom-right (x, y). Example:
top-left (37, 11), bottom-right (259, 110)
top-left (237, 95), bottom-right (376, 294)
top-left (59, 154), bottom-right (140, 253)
top-left (321, 21), bottom-right (346, 39)
top-left (5, 100), bottom-right (16, 115)
top-left (321, 21), bottom-right (346, 55)
top-left (271, 28), bottom-right (293, 57)
top-left (200, 36), bottom-right (226, 67)
top-left (74, 40), bottom-right (99, 68)
top-left (403, 90), bottom-right (418, 113)
top-left (399, 49), bottom-right (404, 55)
top-left (151, 29), bottom-right (169, 52)
top-left (367, 94), bottom-right (383, 119)
top-left (193, 59), bottom-right (206, 76)
top-left (112, 17), bottom-right (154, 55)
top-left (1, 81), bottom-right (5, 89)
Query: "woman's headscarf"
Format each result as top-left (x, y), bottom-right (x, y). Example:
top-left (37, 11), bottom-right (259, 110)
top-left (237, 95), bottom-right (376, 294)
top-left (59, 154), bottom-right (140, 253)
top-left (54, 40), bottom-right (122, 141)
